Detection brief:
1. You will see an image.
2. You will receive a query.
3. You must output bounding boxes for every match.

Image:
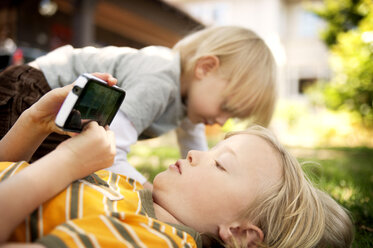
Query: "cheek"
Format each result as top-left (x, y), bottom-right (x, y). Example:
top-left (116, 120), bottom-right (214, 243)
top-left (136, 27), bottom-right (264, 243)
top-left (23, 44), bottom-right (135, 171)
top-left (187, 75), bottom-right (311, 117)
top-left (182, 174), bottom-right (233, 210)
top-left (189, 99), bottom-right (221, 118)
top-left (181, 183), bottom-right (243, 229)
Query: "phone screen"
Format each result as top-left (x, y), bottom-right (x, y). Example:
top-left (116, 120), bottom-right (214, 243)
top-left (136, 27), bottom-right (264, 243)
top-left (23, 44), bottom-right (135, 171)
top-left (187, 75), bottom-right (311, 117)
top-left (64, 79), bottom-right (125, 131)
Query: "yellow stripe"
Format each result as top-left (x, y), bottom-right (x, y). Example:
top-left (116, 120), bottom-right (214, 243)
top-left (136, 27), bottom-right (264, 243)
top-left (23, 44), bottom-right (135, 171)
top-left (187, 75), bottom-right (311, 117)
top-left (68, 221), bottom-right (101, 248)
top-left (56, 225), bottom-right (85, 248)
top-left (140, 222), bottom-right (172, 248)
top-left (122, 222), bottom-right (147, 248)
top-left (99, 215), bottom-right (135, 248)
top-left (10, 169), bottom-right (196, 247)
top-left (0, 161), bottom-right (25, 180)
top-left (79, 179), bottom-right (123, 200)
top-left (0, 162), bottom-right (15, 172)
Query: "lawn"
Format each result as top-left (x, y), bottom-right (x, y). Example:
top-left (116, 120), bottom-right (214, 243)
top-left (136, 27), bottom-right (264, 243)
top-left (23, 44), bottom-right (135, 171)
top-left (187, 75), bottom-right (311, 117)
top-left (128, 141), bottom-right (373, 247)
top-left (293, 146), bottom-right (373, 247)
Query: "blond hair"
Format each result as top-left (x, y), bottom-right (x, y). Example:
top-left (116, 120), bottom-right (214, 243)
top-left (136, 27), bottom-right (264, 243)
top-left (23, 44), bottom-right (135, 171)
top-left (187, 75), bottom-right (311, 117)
top-left (222, 126), bottom-right (354, 248)
top-left (173, 26), bottom-right (277, 126)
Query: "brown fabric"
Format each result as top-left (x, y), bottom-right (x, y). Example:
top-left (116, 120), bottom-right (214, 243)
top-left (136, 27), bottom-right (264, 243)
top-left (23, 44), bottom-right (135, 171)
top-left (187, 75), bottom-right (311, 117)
top-left (0, 65), bottom-right (69, 162)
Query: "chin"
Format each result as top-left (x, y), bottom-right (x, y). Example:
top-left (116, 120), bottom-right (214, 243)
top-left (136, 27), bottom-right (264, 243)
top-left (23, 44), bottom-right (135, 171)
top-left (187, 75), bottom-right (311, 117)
top-left (152, 172), bottom-right (168, 193)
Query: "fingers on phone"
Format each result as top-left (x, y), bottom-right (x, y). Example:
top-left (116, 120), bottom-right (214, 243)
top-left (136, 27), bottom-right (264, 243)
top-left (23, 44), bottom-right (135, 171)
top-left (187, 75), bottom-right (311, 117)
top-left (91, 72), bottom-right (117, 86)
top-left (107, 130), bottom-right (116, 154)
top-left (81, 120), bottom-right (96, 131)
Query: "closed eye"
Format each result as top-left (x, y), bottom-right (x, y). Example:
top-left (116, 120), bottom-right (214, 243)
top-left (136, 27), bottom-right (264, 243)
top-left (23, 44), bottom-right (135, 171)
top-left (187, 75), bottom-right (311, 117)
top-left (215, 160), bottom-right (226, 171)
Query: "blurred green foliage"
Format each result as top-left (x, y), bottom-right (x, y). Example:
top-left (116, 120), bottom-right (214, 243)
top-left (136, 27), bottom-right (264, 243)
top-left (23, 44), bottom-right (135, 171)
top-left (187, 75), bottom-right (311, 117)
top-left (307, 0), bottom-right (373, 127)
top-left (309, 0), bottom-right (366, 47)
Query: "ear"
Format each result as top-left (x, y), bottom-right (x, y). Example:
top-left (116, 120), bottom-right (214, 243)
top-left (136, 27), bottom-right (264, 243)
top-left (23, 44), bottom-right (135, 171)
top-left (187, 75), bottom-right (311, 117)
top-left (194, 55), bottom-right (220, 79)
top-left (218, 222), bottom-right (264, 248)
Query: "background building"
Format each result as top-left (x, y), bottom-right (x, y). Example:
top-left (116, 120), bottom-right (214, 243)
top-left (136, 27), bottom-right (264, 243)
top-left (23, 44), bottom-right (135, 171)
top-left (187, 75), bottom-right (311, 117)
top-left (0, 0), bottom-right (203, 67)
top-left (164, 0), bottom-right (329, 99)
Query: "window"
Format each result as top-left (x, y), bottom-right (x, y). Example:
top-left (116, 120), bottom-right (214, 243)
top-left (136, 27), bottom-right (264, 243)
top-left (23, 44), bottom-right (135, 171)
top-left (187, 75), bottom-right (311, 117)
top-left (298, 78), bottom-right (317, 94)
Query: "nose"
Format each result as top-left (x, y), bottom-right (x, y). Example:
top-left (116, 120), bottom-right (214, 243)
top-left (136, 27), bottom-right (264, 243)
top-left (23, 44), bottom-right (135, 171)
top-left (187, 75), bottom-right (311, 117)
top-left (186, 150), bottom-right (202, 166)
top-left (215, 115), bottom-right (229, 126)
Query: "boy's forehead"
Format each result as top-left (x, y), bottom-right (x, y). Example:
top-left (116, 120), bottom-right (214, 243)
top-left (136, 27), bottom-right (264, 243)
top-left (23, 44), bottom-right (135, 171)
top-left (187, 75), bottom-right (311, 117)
top-left (225, 134), bottom-right (279, 167)
top-left (224, 133), bottom-right (263, 148)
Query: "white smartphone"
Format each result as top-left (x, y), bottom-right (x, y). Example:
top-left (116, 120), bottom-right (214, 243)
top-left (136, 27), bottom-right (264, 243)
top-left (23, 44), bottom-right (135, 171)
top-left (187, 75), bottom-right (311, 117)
top-left (55, 74), bottom-right (125, 132)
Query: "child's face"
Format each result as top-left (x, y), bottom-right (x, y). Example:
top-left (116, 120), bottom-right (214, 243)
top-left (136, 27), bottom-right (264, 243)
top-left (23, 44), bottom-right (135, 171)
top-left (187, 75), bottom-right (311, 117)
top-left (152, 133), bottom-right (281, 235)
top-left (186, 71), bottom-right (231, 126)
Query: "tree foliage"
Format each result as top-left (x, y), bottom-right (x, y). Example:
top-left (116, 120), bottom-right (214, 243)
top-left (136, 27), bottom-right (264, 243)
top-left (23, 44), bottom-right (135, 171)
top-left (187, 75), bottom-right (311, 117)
top-left (310, 0), bottom-right (366, 47)
top-left (309, 0), bottom-right (373, 126)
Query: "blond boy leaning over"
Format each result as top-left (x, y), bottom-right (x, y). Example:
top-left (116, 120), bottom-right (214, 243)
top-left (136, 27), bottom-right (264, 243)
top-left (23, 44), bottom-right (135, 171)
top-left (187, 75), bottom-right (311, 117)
top-left (14, 26), bottom-right (277, 187)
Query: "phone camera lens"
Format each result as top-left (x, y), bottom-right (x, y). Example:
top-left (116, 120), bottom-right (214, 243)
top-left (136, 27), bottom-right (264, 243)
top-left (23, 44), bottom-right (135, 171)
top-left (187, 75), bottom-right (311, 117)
top-left (72, 86), bottom-right (81, 95)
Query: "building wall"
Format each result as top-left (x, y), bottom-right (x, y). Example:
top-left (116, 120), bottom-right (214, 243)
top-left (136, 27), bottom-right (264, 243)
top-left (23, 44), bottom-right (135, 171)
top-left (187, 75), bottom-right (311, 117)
top-left (165, 0), bottom-right (330, 99)
top-left (0, 0), bottom-right (203, 63)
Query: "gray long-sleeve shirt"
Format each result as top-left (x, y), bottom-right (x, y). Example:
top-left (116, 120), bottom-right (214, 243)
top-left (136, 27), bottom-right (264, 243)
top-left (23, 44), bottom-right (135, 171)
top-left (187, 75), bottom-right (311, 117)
top-left (34, 45), bottom-right (187, 138)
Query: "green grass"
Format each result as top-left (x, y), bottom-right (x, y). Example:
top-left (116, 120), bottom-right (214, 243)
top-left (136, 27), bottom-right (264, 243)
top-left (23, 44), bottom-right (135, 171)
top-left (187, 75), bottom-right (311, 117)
top-left (128, 144), bottom-right (373, 247)
top-left (295, 146), bottom-right (373, 247)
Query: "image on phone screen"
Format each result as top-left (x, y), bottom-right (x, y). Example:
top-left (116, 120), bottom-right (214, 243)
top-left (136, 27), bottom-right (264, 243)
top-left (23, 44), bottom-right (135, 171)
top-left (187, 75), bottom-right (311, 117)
top-left (64, 79), bottom-right (124, 131)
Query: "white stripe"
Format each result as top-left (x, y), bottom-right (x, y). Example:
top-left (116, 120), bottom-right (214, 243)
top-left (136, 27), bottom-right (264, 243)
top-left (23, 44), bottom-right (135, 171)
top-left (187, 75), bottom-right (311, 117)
top-left (78, 183), bottom-right (84, 218)
top-left (99, 215), bottom-right (134, 248)
top-left (135, 191), bottom-right (142, 215)
top-left (183, 232), bottom-right (194, 248)
top-left (161, 225), bottom-right (166, 232)
top-left (103, 195), bottom-right (109, 216)
top-left (56, 225), bottom-right (85, 248)
top-left (114, 175), bottom-right (121, 213)
top-left (90, 233), bottom-right (102, 248)
top-left (113, 196), bottom-right (118, 213)
top-left (65, 185), bottom-right (71, 220)
top-left (38, 206), bottom-right (43, 237)
top-left (90, 234), bottom-right (102, 248)
top-left (79, 180), bottom-right (123, 200)
top-left (132, 179), bottom-right (137, 191)
top-left (0, 162), bottom-right (16, 179)
top-left (108, 172), bottom-right (120, 213)
top-left (122, 223), bottom-right (148, 248)
top-left (172, 227), bottom-right (176, 235)
top-left (8, 161), bottom-right (24, 178)
top-left (140, 223), bottom-right (173, 248)
top-left (108, 172), bottom-right (112, 186)
top-left (115, 174), bottom-right (120, 190)
top-left (68, 221), bottom-right (101, 248)
top-left (181, 231), bottom-right (186, 246)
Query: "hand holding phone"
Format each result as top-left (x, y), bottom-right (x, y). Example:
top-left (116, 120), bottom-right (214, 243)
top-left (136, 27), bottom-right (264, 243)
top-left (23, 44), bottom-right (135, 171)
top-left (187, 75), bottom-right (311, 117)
top-left (55, 74), bottom-right (125, 132)
top-left (56, 121), bottom-right (116, 180)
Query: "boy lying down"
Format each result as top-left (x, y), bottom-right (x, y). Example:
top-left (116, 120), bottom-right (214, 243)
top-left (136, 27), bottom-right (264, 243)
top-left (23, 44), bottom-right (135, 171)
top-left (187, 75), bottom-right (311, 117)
top-left (0, 77), bottom-right (353, 248)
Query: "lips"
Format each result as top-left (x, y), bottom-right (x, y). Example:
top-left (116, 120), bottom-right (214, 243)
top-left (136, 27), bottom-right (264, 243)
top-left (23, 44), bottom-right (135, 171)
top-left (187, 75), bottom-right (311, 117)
top-left (175, 161), bottom-right (182, 174)
top-left (169, 160), bottom-right (182, 174)
top-left (203, 118), bottom-right (214, 125)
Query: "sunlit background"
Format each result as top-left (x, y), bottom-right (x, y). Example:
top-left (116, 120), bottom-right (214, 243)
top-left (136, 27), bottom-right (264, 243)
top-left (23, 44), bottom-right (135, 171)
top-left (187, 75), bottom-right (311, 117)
top-left (0, 0), bottom-right (372, 246)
